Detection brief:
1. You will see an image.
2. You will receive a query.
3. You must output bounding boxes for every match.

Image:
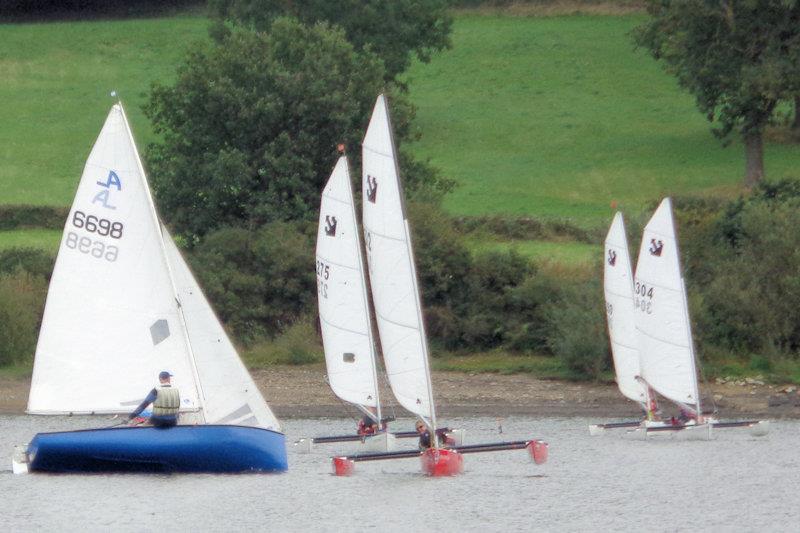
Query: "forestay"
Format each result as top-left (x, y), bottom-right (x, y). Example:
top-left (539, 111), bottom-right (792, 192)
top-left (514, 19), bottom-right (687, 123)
top-left (603, 213), bottom-right (647, 404)
top-left (162, 226), bottom-right (280, 430)
top-left (29, 104), bottom-right (201, 415)
top-left (361, 94), bottom-right (436, 423)
top-left (316, 156), bottom-right (382, 415)
top-left (633, 198), bottom-right (700, 409)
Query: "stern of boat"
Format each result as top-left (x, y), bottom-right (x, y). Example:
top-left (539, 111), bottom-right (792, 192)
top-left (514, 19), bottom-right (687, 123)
top-left (12, 444), bottom-right (30, 475)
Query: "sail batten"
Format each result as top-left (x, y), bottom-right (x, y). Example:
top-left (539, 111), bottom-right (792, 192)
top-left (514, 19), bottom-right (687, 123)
top-left (633, 198), bottom-right (701, 408)
top-left (362, 94), bottom-right (436, 425)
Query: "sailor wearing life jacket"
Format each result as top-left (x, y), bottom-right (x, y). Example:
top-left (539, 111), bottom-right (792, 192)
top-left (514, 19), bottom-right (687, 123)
top-left (128, 370), bottom-right (181, 427)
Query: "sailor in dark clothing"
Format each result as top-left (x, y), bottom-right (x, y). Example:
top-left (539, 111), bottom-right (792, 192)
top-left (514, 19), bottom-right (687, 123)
top-left (358, 413), bottom-right (379, 435)
top-left (128, 371), bottom-right (180, 427)
top-left (416, 420), bottom-right (432, 450)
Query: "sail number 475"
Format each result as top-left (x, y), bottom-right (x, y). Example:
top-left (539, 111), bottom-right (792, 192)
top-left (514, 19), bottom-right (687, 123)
top-left (316, 260), bottom-right (330, 299)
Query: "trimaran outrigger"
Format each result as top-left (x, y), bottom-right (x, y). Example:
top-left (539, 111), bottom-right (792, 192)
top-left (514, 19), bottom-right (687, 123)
top-left (330, 95), bottom-right (548, 476)
top-left (12, 102), bottom-right (287, 474)
top-left (590, 199), bottom-right (768, 439)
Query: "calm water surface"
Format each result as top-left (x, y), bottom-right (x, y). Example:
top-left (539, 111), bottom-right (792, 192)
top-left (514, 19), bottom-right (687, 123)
top-left (1, 415), bottom-right (797, 531)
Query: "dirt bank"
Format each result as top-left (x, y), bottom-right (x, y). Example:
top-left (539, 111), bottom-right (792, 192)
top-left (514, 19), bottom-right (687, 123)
top-left (3, 364), bottom-right (798, 419)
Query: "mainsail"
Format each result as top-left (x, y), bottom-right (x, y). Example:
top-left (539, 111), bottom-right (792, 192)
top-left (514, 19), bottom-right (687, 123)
top-left (28, 103), bottom-right (279, 430)
top-left (603, 213), bottom-right (647, 404)
top-left (29, 104), bottom-right (200, 415)
top-left (361, 94), bottom-right (436, 425)
top-left (633, 198), bottom-right (701, 410)
top-left (316, 156), bottom-right (382, 418)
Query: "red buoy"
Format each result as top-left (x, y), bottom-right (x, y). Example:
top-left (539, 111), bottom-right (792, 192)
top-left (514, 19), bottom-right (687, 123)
top-left (527, 440), bottom-right (548, 465)
top-left (420, 448), bottom-right (464, 476)
top-left (332, 456), bottom-right (355, 476)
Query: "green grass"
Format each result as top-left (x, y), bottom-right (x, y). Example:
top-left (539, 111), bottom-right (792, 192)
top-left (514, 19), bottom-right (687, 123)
top-left (0, 15), bottom-right (208, 206)
top-left (0, 229), bottom-right (61, 252)
top-left (405, 14), bottom-right (800, 227)
top-left (466, 236), bottom-right (597, 264)
top-left (0, 362), bottom-right (33, 379)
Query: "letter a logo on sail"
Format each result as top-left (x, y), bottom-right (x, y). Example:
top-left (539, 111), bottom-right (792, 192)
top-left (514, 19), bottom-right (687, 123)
top-left (92, 189), bottom-right (116, 210)
top-left (97, 170), bottom-right (122, 191)
top-left (607, 249), bottom-right (617, 266)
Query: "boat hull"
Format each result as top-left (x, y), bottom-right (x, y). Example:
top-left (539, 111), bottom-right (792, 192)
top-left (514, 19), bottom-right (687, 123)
top-left (24, 425), bottom-right (287, 473)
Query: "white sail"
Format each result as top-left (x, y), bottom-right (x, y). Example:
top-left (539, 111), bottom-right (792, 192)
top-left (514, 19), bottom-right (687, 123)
top-left (604, 213), bottom-right (647, 404)
top-left (161, 227), bottom-right (281, 431)
top-left (316, 156), bottom-right (381, 414)
top-left (28, 104), bottom-right (201, 414)
top-left (361, 94), bottom-right (436, 423)
top-left (633, 198), bottom-right (700, 409)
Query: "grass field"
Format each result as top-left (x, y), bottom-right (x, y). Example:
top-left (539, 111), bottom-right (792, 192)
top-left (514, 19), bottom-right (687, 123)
top-left (405, 14), bottom-right (800, 227)
top-left (466, 236), bottom-right (597, 264)
top-left (0, 229), bottom-right (61, 252)
top-left (0, 15), bottom-right (208, 205)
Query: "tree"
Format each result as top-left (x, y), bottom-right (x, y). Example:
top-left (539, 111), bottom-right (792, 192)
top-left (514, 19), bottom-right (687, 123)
top-left (635, 0), bottom-right (800, 186)
top-left (208, 0), bottom-right (453, 83)
top-left (144, 18), bottom-right (387, 238)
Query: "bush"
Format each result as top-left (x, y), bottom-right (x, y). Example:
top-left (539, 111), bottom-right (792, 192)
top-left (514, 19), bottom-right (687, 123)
top-left (243, 319), bottom-right (323, 367)
top-left (0, 273), bottom-right (48, 367)
top-left (0, 248), bottom-right (55, 280)
top-left (543, 277), bottom-right (609, 380)
top-left (188, 222), bottom-right (316, 343)
top-left (0, 205), bottom-right (68, 230)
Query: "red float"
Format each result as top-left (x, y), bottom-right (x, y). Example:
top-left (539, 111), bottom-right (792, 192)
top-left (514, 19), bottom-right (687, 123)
top-left (420, 448), bottom-right (464, 476)
top-left (332, 456), bottom-right (355, 476)
top-left (527, 440), bottom-right (548, 465)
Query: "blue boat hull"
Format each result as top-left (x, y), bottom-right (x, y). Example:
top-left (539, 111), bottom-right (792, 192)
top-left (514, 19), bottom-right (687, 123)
top-left (27, 425), bottom-right (287, 473)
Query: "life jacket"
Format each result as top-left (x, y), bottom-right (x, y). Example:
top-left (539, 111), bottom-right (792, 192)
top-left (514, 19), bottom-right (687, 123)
top-left (152, 385), bottom-right (180, 417)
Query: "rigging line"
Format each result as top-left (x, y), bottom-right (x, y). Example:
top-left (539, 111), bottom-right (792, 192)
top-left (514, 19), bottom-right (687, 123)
top-left (362, 228), bottom-right (407, 243)
top-left (363, 143), bottom-right (393, 159)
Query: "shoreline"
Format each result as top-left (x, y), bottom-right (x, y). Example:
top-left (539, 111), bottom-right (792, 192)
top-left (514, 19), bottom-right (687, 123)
top-left (2, 365), bottom-right (798, 419)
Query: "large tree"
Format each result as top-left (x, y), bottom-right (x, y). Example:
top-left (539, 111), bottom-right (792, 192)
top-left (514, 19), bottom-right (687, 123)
top-left (144, 18), bottom-right (388, 239)
top-left (635, 0), bottom-right (800, 186)
top-left (208, 0), bottom-right (452, 83)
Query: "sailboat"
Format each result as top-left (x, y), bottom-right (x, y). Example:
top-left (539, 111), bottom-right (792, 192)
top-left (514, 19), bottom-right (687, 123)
top-left (589, 213), bottom-right (658, 435)
top-left (331, 94), bottom-right (548, 476)
top-left (296, 155), bottom-right (402, 453)
top-left (12, 103), bottom-right (287, 474)
top-left (629, 198), bottom-right (767, 439)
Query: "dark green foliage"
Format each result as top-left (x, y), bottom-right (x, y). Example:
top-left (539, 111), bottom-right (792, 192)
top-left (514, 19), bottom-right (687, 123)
top-left (208, 0), bottom-right (452, 83)
top-left (0, 248), bottom-right (55, 280)
top-left (0, 205), bottom-right (68, 230)
top-left (453, 214), bottom-right (599, 243)
top-left (0, 273), bottom-right (47, 366)
top-left (187, 222), bottom-right (316, 343)
top-left (145, 18), bottom-right (387, 239)
top-left (543, 276), bottom-right (609, 380)
top-left (0, 0), bottom-right (202, 20)
top-left (635, 0), bottom-right (800, 184)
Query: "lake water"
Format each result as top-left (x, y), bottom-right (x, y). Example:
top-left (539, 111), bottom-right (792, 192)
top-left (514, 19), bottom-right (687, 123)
top-left (1, 415), bottom-right (796, 531)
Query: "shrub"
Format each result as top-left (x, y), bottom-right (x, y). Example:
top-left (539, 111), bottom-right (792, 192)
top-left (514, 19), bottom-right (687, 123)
top-left (243, 319), bottom-right (323, 367)
top-left (188, 222), bottom-right (315, 343)
top-left (0, 273), bottom-right (48, 367)
top-left (0, 248), bottom-right (55, 280)
top-left (543, 277), bottom-right (609, 380)
top-left (0, 205), bottom-right (68, 230)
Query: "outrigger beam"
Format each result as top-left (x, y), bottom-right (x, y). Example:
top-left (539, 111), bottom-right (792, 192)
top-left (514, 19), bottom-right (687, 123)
top-left (306, 431), bottom-right (417, 445)
top-left (332, 439), bottom-right (548, 476)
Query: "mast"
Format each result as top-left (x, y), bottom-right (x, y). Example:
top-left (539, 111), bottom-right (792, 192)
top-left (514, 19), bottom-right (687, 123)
top-left (347, 155), bottom-right (383, 425)
top-left (118, 103), bottom-right (207, 421)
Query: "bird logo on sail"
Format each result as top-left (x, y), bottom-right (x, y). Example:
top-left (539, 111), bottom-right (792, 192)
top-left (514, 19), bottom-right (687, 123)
top-left (649, 239), bottom-right (664, 256)
top-left (366, 175), bottom-right (378, 203)
top-left (324, 215), bottom-right (337, 237)
top-left (607, 249), bottom-right (617, 266)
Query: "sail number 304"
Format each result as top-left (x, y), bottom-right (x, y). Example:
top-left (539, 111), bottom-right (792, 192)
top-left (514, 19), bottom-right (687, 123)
top-left (633, 281), bottom-right (654, 314)
top-left (65, 232), bottom-right (119, 262)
